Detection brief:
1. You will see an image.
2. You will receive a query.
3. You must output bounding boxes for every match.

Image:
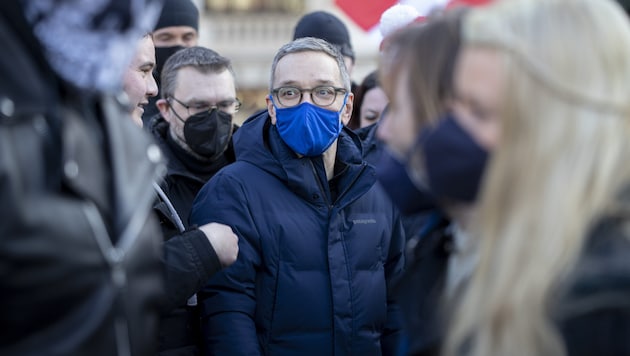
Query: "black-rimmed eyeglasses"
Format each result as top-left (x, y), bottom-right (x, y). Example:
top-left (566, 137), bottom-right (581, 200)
top-left (271, 86), bottom-right (347, 108)
top-left (169, 96), bottom-right (241, 116)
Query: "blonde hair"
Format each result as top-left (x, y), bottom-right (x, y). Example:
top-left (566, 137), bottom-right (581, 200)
top-left (445, 0), bottom-right (630, 355)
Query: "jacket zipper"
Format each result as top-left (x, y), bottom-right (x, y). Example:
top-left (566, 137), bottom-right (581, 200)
top-left (334, 162), bottom-right (367, 206)
top-left (309, 159), bottom-right (332, 209)
top-left (81, 165), bottom-right (161, 356)
top-left (82, 201), bottom-right (131, 356)
top-left (309, 161), bottom-right (369, 209)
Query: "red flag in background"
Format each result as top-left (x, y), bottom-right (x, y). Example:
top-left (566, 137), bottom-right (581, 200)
top-left (334, 0), bottom-right (398, 31)
top-left (336, 0), bottom-right (493, 33)
top-left (445, 0), bottom-right (492, 9)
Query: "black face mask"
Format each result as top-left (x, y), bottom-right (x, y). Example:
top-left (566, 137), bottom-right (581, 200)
top-left (154, 45), bottom-right (185, 85)
top-left (376, 147), bottom-right (436, 215)
top-left (174, 108), bottom-right (234, 160)
top-left (420, 114), bottom-right (489, 203)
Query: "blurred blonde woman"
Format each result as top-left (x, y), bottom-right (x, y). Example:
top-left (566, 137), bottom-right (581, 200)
top-left (445, 0), bottom-right (630, 355)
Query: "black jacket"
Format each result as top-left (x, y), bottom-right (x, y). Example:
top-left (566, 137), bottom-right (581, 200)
top-left (0, 4), bottom-right (165, 355)
top-left (398, 209), bottom-right (630, 356)
top-left (156, 185), bottom-right (223, 356)
top-left (355, 122), bottom-right (433, 238)
top-left (393, 212), bottom-right (452, 356)
top-left (150, 115), bottom-right (236, 230)
top-left (150, 115), bottom-right (236, 355)
top-left (555, 210), bottom-right (630, 356)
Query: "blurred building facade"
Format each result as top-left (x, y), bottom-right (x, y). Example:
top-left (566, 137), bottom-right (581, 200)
top-left (195, 0), bottom-right (382, 123)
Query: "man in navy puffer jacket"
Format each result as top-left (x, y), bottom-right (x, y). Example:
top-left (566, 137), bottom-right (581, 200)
top-left (191, 37), bottom-right (406, 356)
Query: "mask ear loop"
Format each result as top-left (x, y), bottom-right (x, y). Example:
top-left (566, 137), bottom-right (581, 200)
top-left (167, 98), bottom-right (188, 124)
top-left (268, 94), bottom-right (277, 108)
top-left (337, 92), bottom-right (349, 114)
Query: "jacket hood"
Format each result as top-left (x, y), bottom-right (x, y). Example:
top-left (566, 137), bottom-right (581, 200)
top-left (233, 109), bottom-right (367, 184)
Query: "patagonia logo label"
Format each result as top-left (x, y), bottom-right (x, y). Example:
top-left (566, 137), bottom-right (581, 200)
top-left (352, 219), bottom-right (377, 224)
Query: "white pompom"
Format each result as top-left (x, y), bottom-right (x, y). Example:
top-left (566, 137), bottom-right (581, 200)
top-left (379, 4), bottom-right (421, 38)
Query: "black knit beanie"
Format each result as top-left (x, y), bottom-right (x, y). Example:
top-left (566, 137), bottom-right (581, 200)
top-left (154, 0), bottom-right (199, 31)
top-left (293, 11), bottom-right (355, 61)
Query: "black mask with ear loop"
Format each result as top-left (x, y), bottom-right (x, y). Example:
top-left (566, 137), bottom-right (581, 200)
top-left (172, 106), bottom-right (234, 161)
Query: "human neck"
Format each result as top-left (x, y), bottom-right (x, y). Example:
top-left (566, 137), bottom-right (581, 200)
top-left (322, 140), bottom-right (338, 181)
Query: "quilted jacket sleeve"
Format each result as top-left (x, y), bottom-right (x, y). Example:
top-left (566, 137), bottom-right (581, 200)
top-left (190, 171), bottom-right (263, 356)
top-left (160, 229), bottom-right (222, 313)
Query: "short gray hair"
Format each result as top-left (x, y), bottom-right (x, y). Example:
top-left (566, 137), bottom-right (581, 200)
top-left (269, 37), bottom-right (351, 91)
top-left (161, 46), bottom-right (235, 99)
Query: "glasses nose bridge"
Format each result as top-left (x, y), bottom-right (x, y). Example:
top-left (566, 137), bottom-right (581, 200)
top-left (190, 105), bottom-right (219, 116)
top-left (299, 88), bottom-right (316, 105)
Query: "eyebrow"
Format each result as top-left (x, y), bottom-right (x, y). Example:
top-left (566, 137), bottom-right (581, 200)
top-left (276, 79), bottom-right (337, 87)
top-left (185, 97), bottom-right (236, 104)
top-left (139, 61), bottom-right (155, 70)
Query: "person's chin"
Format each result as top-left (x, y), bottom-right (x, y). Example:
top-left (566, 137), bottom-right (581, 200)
top-left (131, 108), bottom-right (143, 127)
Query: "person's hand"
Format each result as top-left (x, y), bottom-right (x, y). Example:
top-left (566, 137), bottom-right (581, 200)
top-left (198, 223), bottom-right (239, 267)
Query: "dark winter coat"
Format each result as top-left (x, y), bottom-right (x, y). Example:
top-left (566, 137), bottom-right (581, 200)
top-left (150, 115), bottom-right (236, 355)
top-left (0, 3), bottom-right (164, 355)
top-left (355, 122), bottom-right (433, 239)
top-left (151, 115), bottom-right (236, 230)
top-left (554, 207), bottom-right (630, 356)
top-left (354, 120), bottom-right (383, 165)
top-left (392, 212), bottom-right (452, 356)
top-left (191, 111), bottom-right (406, 356)
top-left (399, 207), bottom-right (630, 356)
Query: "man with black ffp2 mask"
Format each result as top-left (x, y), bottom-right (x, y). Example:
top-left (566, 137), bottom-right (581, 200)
top-left (151, 45), bottom-right (239, 237)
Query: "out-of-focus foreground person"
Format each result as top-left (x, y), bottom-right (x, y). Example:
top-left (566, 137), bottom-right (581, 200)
top-left (0, 0), bottom-right (166, 355)
top-left (191, 37), bottom-right (406, 355)
top-left (375, 10), bottom-right (474, 356)
top-left (445, 0), bottom-right (630, 355)
top-left (143, 0), bottom-right (199, 126)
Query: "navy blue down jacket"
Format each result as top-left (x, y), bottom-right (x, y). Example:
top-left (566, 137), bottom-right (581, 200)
top-left (190, 111), bottom-right (406, 355)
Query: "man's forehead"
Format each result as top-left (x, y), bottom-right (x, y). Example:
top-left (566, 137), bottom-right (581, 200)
top-left (274, 51), bottom-right (341, 86)
top-left (134, 37), bottom-right (156, 66)
top-left (174, 68), bottom-right (235, 97)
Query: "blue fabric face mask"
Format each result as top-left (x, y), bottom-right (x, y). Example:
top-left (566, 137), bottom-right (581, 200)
top-left (272, 95), bottom-right (348, 156)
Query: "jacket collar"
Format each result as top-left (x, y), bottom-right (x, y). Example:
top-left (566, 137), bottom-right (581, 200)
top-left (236, 111), bottom-right (375, 208)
